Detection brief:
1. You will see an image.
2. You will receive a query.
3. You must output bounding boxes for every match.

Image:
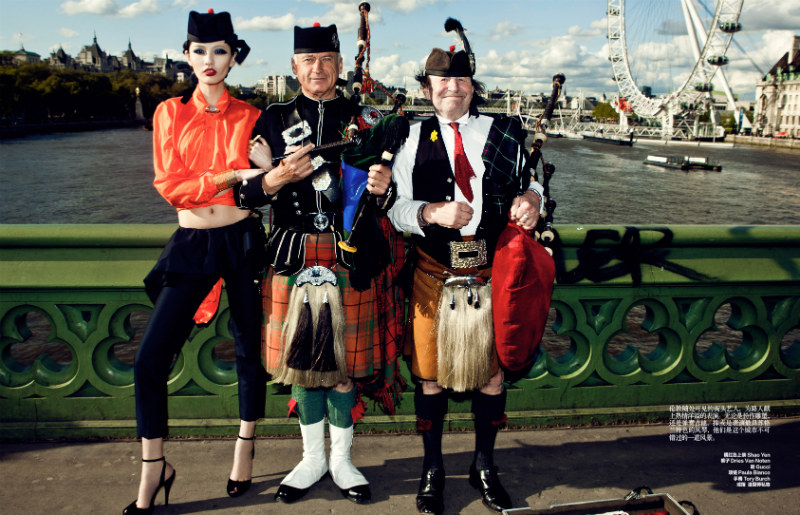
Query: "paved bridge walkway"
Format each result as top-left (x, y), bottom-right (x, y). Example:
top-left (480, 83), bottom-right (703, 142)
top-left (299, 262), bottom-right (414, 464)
top-left (2, 419), bottom-right (798, 514)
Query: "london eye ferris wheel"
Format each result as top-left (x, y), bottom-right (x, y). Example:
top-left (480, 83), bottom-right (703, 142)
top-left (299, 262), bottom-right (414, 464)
top-left (607, 0), bottom-right (744, 121)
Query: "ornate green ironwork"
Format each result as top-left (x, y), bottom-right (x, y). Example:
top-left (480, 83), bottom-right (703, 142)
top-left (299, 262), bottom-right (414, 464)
top-left (1, 225), bottom-right (798, 439)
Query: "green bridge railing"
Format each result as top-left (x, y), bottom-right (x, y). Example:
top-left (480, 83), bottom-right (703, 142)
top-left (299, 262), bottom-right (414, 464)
top-left (1, 224), bottom-right (798, 440)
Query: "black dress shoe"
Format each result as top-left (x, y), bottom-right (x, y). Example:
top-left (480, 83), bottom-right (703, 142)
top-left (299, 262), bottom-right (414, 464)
top-left (416, 469), bottom-right (445, 514)
top-left (468, 464), bottom-right (512, 512)
top-left (339, 483), bottom-right (371, 504)
top-left (274, 484), bottom-right (309, 504)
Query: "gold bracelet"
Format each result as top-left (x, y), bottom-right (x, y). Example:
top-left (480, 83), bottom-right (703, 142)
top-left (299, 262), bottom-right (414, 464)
top-left (213, 169), bottom-right (236, 191)
top-left (226, 170), bottom-right (238, 188)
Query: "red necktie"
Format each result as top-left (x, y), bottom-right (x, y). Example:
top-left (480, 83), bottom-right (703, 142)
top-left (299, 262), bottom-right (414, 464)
top-left (450, 122), bottom-right (475, 202)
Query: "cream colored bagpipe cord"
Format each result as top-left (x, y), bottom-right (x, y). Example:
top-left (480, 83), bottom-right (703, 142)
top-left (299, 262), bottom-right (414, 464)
top-left (276, 277), bottom-right (347, 388)
top-left (434, 278), bottom-right (494, 392)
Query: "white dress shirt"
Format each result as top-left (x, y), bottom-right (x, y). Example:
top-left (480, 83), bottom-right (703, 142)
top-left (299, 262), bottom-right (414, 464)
top-left (388, 112), bottom-right (543, 237)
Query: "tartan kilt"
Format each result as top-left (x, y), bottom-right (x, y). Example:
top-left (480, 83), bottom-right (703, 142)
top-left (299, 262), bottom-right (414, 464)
top-left (262, 231), bottom-right (405, 379)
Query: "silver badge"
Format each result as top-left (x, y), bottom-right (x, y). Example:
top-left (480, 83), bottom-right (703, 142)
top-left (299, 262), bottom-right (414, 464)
top-left (310, 155), bottom-right (325, 171)
top-left (282, 120), bottom-right (312, 146)
top-left (311, 169), bottom-right (332, 191)
top-left (313, 213), bottom-right (330, 232)
top-left (295, 265), bottom-right (337, 287)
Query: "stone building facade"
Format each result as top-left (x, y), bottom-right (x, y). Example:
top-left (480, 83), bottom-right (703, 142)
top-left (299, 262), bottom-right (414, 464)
top-left (754, 35), bottom-right (800, 138)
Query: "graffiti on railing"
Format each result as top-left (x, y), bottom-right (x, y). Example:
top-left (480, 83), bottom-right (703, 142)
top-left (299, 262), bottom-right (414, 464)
top-left (557, 227), bottom-right (712, 285)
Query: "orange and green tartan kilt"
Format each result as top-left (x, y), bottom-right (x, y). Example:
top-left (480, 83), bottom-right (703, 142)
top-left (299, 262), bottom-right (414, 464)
top-left (262, 232), bottom-right (404, 379)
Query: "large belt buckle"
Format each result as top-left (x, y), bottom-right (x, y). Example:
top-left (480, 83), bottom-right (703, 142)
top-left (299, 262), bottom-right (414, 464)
top-left (449, 239), bottom-right (487, 268)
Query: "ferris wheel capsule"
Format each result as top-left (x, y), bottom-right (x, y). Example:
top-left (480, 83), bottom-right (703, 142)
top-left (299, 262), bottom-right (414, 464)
top-left (719, 21), bottom-right (742, 33)
top-left (707, 55), bottom-right (730, 66)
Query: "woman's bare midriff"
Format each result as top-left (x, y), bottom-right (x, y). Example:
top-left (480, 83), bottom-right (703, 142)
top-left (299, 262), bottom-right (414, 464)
top-left (178, 204), bottom-right (251, 229)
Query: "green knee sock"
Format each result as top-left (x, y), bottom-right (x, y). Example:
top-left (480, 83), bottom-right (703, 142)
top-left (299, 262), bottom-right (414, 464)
top-left (326, 387), bottom-right (356, 428)
top-left (292, 385), bottom-right (326, 426)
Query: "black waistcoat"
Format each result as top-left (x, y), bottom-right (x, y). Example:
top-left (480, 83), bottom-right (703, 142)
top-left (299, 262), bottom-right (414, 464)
top-left (411, 115), bottom-right (523, 268)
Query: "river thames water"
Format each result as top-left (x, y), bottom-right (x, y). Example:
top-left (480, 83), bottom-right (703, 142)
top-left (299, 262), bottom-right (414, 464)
top-left (3, 127), bottom-right (798, 365)
top-left (1, 127), bottom-right (799, 225)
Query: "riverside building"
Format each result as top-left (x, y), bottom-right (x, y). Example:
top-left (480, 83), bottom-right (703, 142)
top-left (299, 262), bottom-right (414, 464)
top-left (754, 35), bottom-right (800, 138)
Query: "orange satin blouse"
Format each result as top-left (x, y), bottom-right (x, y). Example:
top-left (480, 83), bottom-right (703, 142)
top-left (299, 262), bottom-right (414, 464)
top-left (152, 87), bottom-right (260, 210)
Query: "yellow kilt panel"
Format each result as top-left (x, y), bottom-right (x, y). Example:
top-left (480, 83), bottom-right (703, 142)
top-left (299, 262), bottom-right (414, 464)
top-left (406, 246), bottom-right (499, 381)
top-left (262, 233), bottom-right (404, 379)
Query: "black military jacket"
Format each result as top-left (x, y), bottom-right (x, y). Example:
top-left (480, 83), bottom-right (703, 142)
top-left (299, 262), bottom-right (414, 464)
top-left (237, 93), bottom-right (357, 229)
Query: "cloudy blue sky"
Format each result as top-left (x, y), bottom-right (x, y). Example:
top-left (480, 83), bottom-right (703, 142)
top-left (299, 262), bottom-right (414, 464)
top-left (2, 0), bottom-right (799, 101)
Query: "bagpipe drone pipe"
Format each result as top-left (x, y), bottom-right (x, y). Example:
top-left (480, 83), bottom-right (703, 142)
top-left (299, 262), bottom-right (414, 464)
top-left (529, 73), bottom-right (566, 255)
top-left (491, 73), bottom-right (565, 379)
top-left (336, 2), bottom-right (410, 291)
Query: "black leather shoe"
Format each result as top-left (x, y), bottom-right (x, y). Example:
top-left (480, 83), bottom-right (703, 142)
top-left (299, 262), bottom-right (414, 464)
top-left (416, 469), bottom-right (445, 514)
top-left (468, 464), bottom-right (512, 512)
top-left (339, 483), bottom-right (371, 504)
top-left (274, 484), bottom-right (309, 504)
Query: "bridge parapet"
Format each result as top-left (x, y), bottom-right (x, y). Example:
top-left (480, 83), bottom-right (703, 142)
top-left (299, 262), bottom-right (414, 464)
top-left (1, 224), bottom-right (798, 439)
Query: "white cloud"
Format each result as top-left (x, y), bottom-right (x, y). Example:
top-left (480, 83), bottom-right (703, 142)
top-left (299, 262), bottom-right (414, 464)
top-left (236, 13), bottom-right (297, 32)
top-left (58, 28), bottom-right (80, 38)
top-left (567, 23), bottom-right (604, 38)
top-left (61, 0), bottom-right (118, 15)
top-left (61, 0), bottom-right (162, 17)
top-left (297, 3), bottom-right (382, 33)
top-left (724, 29), bottom-right (797, 91)
top-left (740, 0), bottom-right (800, 31)
top-left (588, 19), bottom-right (606, 32)
top-left (165, 48), bottom-right (184, 60)
top-left (368, 53), bottom-right (423, 87)
top-left (384, 0), bottom-right (440, 12)
top-left (489, 21), bottom-right (524, 41)
top-left (118, 0), bottom-right (161, 18)
top-left (308, 0), bottom-right (442, 13)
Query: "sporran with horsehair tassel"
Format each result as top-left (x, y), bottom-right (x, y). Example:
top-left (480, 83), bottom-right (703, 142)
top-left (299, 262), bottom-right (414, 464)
top-left (434, 275), bottom-right (493, 392)
top-left (276, 266), bottom-right (347, 388)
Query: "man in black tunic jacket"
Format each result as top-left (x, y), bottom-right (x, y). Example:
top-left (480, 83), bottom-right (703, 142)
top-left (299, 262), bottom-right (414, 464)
top-left (236, 22), bottom-right (399, 506)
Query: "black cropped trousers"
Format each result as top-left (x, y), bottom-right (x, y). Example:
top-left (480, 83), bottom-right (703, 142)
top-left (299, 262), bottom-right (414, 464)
top-left (134, 217), bottom-right (267, 439)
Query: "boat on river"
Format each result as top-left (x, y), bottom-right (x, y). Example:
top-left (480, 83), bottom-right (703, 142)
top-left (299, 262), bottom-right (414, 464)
top-left (644, 154), bottom-right (722, 172)
top-left (582, 131), bottom-right (634, 146)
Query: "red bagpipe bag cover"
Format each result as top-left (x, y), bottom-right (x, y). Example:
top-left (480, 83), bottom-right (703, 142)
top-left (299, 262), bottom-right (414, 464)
top-left (491, 221), bottom-right (555, 371)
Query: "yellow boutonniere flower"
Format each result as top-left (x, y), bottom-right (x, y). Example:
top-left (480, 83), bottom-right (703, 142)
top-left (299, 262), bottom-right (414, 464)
top-left (430, 129), bottom-right (439, 142)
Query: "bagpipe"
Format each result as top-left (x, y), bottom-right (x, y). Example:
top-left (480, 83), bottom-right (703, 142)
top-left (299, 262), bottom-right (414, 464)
top-left (336, 2), bottom-right (410, 289)
top-left (490, 73), bottom-right (565, 378)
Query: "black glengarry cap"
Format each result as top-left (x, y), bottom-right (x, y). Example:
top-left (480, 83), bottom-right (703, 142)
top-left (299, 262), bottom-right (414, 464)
top-left (294, 22), bottom-right (340, 54)
top-left (187, 9), bottom-right (250, 64)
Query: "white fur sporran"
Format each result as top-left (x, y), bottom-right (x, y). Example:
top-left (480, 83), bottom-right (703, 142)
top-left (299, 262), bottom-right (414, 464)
top-left (435, 276), bottom-right (493, 392)
top-left (276, 266), bottom-right (347, 387)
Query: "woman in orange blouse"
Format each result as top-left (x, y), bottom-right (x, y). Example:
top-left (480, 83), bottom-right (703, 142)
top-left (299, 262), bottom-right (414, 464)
top-left (124, 10), bottom-right (266, 514)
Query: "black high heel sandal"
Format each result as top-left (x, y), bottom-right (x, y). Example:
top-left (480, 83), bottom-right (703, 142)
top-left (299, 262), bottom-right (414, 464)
top-left (122, 456), bottom-right (176, 514)
top-left (227, 435), bottom-right (255, 497)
